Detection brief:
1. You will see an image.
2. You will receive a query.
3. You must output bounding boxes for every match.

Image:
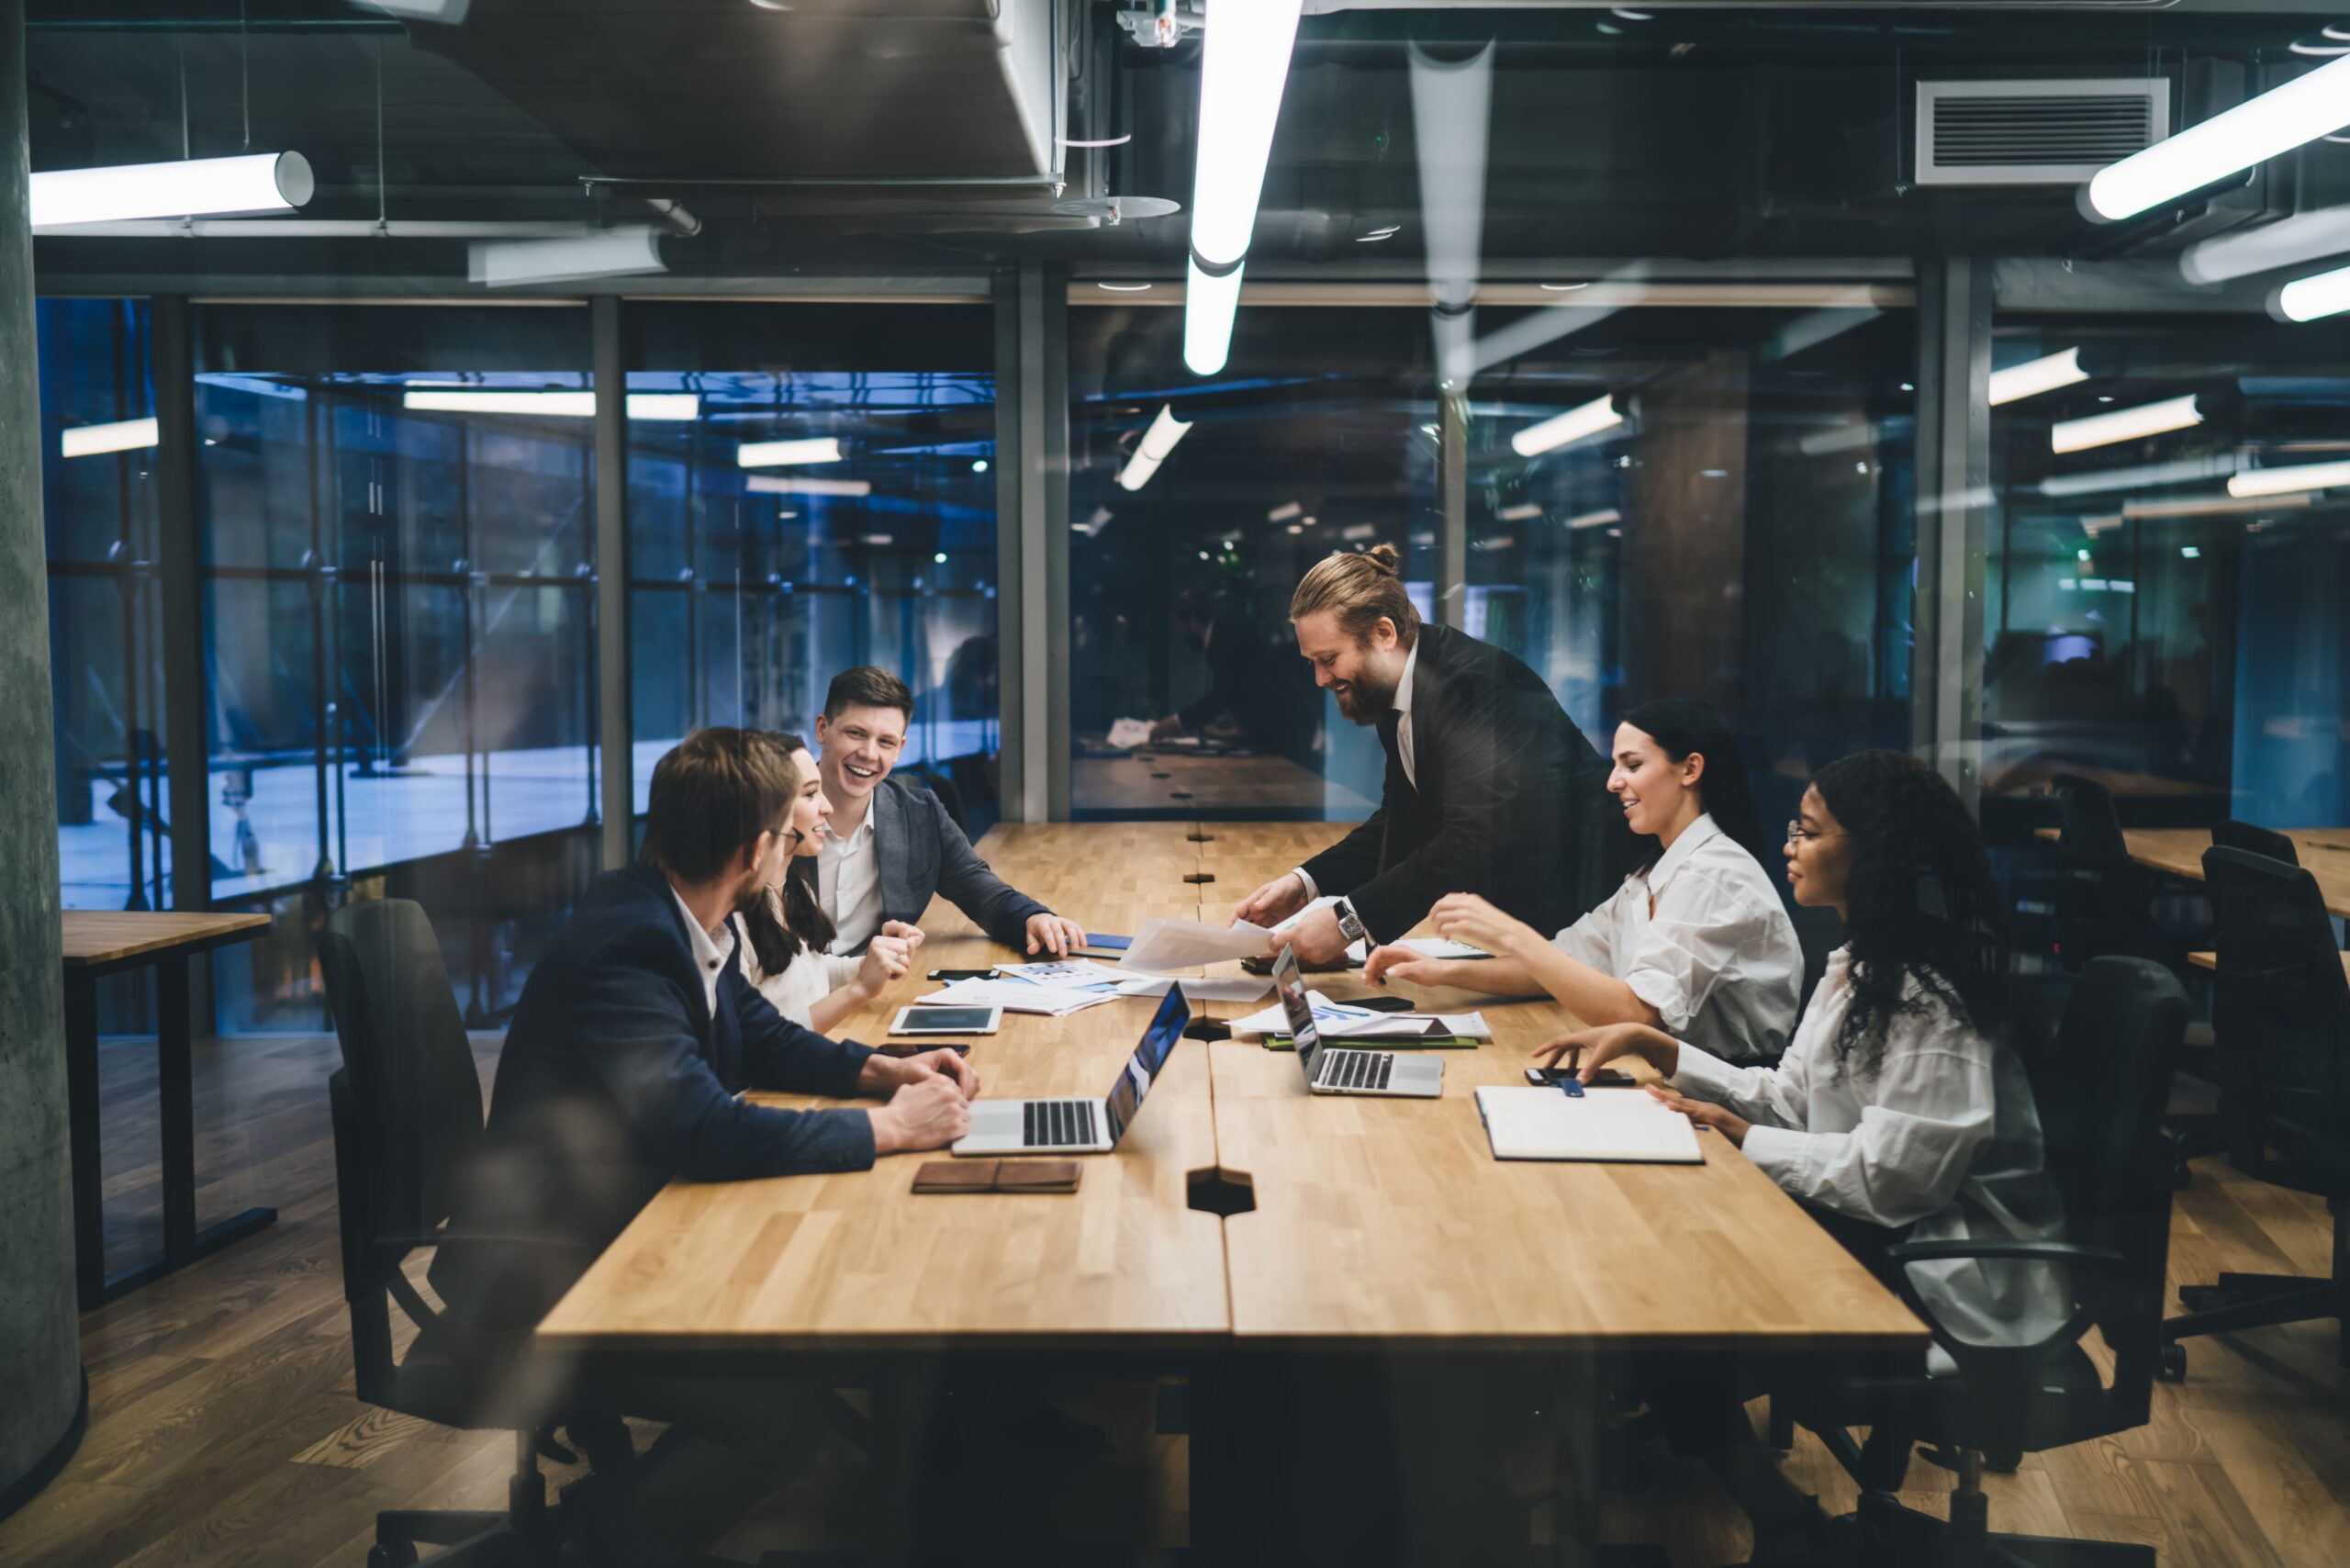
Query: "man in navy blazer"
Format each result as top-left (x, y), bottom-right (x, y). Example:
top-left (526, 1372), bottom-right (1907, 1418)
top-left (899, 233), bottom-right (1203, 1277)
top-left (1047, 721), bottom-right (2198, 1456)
top-left (800, 666), bottom-right (1091, 957)
top-left (431, 727), bottom-right (976, 1334)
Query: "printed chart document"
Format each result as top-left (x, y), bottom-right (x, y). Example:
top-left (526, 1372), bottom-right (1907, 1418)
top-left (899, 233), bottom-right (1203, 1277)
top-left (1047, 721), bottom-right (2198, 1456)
top-left (1473, 1086), bottom-right (1705, 1164)
top-left (1229, 993), bottom-right (1492, 1041)
top-left (1114, 975), bottom-right (1274, 1002)
top-left (1118, 916), bottom-right (1273, 973)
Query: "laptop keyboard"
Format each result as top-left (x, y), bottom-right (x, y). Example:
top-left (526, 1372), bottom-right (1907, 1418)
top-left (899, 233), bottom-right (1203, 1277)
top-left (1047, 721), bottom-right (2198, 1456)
top-left (1022, 1099), bottom-right (1099, 1148)
top-left (1316, 1049), bottom-right (1393, 1092)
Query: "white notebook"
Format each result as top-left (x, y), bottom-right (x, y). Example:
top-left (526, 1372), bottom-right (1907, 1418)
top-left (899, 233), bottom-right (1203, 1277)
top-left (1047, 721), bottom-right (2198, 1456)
top-left (1472, 1086), bottom-right (1706, 1164)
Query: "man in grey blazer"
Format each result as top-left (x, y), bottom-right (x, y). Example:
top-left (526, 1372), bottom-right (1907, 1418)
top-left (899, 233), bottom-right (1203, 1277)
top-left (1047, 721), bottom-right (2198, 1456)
top-left (799, 666), bottom-right (1090, 957)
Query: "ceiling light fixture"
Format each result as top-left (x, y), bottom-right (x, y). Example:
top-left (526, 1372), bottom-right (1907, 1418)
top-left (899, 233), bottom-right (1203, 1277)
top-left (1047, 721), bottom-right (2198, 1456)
top-left (2277, 259), bottom-right (2350, 321)
top-left (61, 417), bottom-right (160, 457)
top-left (1510, 394), bottom-right (1624, 457)
top-left (2087, 53), bottom-right (2350, 221)
top-left (737, 436), bottom-right (844, 468)
top-left (470, 226), bottom-right (666, 288)
top-left (1987, 347), bottom-right (2088, 406)
top-left (1117, 404), bottom-right (1194, 491)
top-left (2182, 205), bottom-right (2350, 284)
top-left (1497, 502), bottom-right (1542, 521)
top-left (2035, 454), bottom-right (2240, 498)
top-left (1185, 0), bottom-right (1304, 377)
top-left (1267, 500), bottom-right (1304, 521)
top-left (2049, 395), bottom-right (2201, 454)
top-left (30, 151), bottom-right (314, 230)
top-left (1566, 508), bottom-right (1622, 531)
top-left (1539, 282), bottom-right (1590, 291)
top-left (399, 389), bottom-right (699, 420)
top-left (2121, 492), bottom-right (2310, 521)
top-left (1096, 281), bottom-right (1154, 291)
top-left (2227, 458), bottom-right (2350, 497)
top-left (745, 476), bottom-right (871, 498)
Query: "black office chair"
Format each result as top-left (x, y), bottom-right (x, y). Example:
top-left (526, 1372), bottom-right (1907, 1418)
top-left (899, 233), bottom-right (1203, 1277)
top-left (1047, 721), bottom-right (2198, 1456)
top-left (2210, 817), bottom-right (2297, 868)
top-left (1787, 957), bottom-right (2186, 1567)
top-left (320, 899), bottom-right (622, 1568)
top-left (2048, 774), bottom-right (2182, 971)
top-left (2161, 847), bottom-right (2350, 1375)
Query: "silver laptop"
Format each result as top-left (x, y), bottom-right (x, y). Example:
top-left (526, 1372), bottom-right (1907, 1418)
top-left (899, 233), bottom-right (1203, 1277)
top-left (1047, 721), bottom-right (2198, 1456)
top-left (952, 986), bottom-right (1191, 1156)
top-left (1275, 946), bottom-right (1443, 1098)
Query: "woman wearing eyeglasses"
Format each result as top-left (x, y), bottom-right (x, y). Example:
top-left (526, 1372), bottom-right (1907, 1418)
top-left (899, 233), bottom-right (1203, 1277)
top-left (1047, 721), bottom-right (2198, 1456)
top-left (1545, 749), bottom-right (2064, 1560)
top-left (1363, 696), bottom-right (1802, 1062)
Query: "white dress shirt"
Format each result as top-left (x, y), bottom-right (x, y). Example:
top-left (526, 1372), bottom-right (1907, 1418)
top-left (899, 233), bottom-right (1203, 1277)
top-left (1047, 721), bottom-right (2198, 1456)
top-left (818, 809), bottom-right (886, 955)
top-left (669, 883), bottom-right (736, 1016)
top-left (1550, 813), bottom-right (1801, 1063)
top-left (1668, 946), bottom-right (2069, 1358)
top-left (1294, 637), bottom-right (1422, 902)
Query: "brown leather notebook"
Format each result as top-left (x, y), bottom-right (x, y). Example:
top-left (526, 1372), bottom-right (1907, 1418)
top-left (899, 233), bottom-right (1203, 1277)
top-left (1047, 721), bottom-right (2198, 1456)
top-left (913, 1159), bottom-right (1000, 1193)
top-left (993, 1159), bottom-right (1083, 1193)
top-left (912, 1159), bottom-right (1082, 1193)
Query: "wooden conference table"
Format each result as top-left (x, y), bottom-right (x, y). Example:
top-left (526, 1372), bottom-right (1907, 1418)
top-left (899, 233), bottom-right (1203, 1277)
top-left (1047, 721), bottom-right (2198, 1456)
top-left (2034, 825), bottom-right (2350, 918)
top-left (537, 822), bottom-right (1922, 1556)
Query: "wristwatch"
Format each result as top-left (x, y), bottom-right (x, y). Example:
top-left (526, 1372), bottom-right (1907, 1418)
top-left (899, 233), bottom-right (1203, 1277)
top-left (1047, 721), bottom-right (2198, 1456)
top-left (1332, 897), bottom-right (1369, 946)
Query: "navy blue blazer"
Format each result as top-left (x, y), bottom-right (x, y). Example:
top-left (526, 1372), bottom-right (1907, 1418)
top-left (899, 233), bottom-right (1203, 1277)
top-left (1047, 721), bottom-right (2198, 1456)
top-left (429, 860), bottom-right (878, 1331)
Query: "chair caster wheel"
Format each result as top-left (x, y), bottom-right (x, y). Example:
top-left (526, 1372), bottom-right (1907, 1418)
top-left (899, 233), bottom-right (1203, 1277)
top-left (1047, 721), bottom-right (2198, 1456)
top-left (2156, 1343), bottom-right (2187, 1382)
top-left (368, 1544), bottom-right (419, 1568)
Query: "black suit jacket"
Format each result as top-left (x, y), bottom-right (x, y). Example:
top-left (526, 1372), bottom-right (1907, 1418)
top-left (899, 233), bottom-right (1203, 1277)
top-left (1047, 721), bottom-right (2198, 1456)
top-left (429, 861), bottom-right (878, 1331)
top-left (1300, 623), bottom-right (1633, 943)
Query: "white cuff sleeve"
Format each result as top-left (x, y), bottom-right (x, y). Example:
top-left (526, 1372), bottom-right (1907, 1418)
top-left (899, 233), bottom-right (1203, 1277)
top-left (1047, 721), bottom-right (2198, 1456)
top-left (1291, 867), bottom-right (1319, 902)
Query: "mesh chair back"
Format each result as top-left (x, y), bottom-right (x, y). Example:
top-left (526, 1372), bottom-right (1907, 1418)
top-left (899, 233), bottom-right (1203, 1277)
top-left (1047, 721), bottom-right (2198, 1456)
top-left (2202, 846), bottom-right (2350, 1182)
top-left (2051, 774), bottom-right (2131, 866)
top-left (319, 899), bottom-right (486, 1242)
top-left (2211, 818), bottom-right (2298, 867)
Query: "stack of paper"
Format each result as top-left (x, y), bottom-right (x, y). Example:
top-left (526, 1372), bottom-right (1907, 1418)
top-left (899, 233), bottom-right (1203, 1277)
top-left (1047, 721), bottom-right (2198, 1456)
top-left (1117, 917), bottom-right (1273, 974)
top-left (1473, 1086), bottom-right (1704, 1164)
top-left (1114, 975), bottom-right (1273, 1003)
top-left (914, 978), bottom-right (1123, 1017)
top-left (1107, 717), bottom-right (1154, 748)
top-left (1228, 993), bottom-right (1492, 1041)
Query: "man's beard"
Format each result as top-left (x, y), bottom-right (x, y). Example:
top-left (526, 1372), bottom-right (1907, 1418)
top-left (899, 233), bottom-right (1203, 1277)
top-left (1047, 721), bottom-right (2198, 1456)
top-left (1333, 666), bottom-right (1397, 724)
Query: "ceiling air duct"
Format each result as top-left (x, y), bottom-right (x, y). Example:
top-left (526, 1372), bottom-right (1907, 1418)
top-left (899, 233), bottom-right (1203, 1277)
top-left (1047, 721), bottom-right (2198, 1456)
top-left (1914, 78), bottom-right (2169, 187)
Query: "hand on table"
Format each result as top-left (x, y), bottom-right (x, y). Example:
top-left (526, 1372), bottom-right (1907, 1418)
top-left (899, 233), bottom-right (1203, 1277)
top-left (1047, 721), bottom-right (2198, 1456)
top-left (1147, 714), bottom-right (1185, 743)
top-left (1231, 871), bottom-right (1309, 930)
top-left (1024, 913), bottom-right (1089, 957)
top-left (1269, 904), bottom-right (1349, 967)
top-left (1427, 892), bottom-right (1542, 960)
top-left (869, 1073), bottom-right (973, 1154)
top-left (1645, 1084), bottom-right (1749, 1147)
top-left (860, 1045), bottom-right (979, 1100)
top-left (1532, 1021), bottom-right (1682, 1082)
top-left (1360, 944), bottom-right (1458, 989)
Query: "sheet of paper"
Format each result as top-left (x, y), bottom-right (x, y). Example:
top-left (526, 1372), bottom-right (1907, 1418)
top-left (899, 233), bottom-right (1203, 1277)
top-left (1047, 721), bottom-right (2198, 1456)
top-left (1270, 896), bottom-right (1337, 935)
top-left (1115, 975), bottom-right (1273, 1002)
top-left (914, 979), bottom-right (1123, 1016)
top-left (1397, 936), bottom-right (1494, 961)
top-left (1227, 992), bottom-right (1387, 1036)
top-left (1117, 916), bottom-right (1273, 973)
top-left (1107, 717), bottom-right (1154, 748)
top-left (995, 958), bottom-right (1125, 991)
top-left (1228, 999), bottom-right (1492, 1040)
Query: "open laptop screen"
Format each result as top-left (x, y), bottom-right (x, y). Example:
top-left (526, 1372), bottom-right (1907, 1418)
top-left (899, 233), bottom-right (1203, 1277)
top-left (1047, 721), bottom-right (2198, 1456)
top-left (1102, 985), bottom-right (1189, 1147)
top-left (1271, 946), bottom-right (1324, 1085)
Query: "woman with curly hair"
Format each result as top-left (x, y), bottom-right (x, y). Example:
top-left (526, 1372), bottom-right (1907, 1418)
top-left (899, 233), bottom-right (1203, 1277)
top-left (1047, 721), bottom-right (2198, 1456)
top-left (733, 732), bottom-right (926, 1034)
top-left (1544, 750), bottom-right (2065, 1559)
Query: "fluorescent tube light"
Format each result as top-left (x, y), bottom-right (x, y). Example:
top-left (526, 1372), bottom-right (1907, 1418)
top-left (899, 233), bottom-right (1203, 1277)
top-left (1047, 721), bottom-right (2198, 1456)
top-left (737, 437), bottom-right (844, 468)
top-left (2182, 205), bottom-right (2350, 285)
top-left (2049, 395), bottom-right (2201, 454)
top-left (745, 476), bottom-right (872, 498)
top-left (1497, 502), bottom-right (1542, 522)
top-left (2277, 261), bottom-right (2350, 322)
top-left (1267, 500), bottom-right (1304, 522)
top-left (2035, 454), bottom-right (2239, 498)
top-left (2122, 492), bottom-right (2310, 521)
top-left (61, 417), bottom-right (160, 458)
top-left (1190, 0), bottom-right (1304, 270)
top-left (1117, 404), bottom-right (1194, 492)
top-left (2227, 459), bottom-right (2350, 497)
top-left (1988, 347), bottom-right (2088, 407)
top-left (1566, 508), bottom-right (1622, 531)
top-left (1510, 395), bottom-right (1624, 458)
top-left (30, 151), bottom-right (313, 230)
top-left (398, 390), bottom-right (698, 420)
top-left (469, 226), bottom-right (665, 288)
top-left (2087, 54), bottom-right (2350, 221)
top-left (1184, 258), bottom-right (1244, 375)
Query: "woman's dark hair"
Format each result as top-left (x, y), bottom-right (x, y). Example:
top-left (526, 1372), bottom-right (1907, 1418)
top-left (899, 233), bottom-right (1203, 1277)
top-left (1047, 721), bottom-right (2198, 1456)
top-left (1808, 749), bottom-right (2013, 1074)
top-left (737, 732), bottom-right (838, 978)
top-left (1617, 698), bottom-right (1767, 875)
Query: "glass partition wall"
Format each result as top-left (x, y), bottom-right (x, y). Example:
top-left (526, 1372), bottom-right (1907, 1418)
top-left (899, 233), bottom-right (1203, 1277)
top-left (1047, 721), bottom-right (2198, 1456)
top-left (1069, 293), bottom-right (1918, 834)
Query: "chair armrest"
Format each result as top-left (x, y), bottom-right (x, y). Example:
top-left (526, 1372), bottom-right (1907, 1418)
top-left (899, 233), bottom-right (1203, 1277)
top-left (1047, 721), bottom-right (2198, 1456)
top-left (1878, 1239), bottom-right (2122, 1382)
top-left (1882, 1239), bottom-right (2123, 1271)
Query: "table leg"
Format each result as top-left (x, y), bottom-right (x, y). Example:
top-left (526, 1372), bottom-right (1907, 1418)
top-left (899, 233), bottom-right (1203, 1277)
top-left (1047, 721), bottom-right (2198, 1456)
top-left (157, 956), bottom-right (196, 1259)
top-left (62, 971), bottom-right (105, 1309)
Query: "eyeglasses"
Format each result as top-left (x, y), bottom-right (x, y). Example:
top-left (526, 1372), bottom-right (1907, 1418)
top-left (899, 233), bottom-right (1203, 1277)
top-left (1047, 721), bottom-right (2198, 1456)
top-left (1785, 822), bottom-right (1844, 844)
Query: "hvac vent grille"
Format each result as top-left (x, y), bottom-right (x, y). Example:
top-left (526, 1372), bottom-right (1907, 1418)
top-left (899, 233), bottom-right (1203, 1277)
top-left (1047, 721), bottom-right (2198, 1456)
top-left (1916, 78), bottom-right (2169, 186)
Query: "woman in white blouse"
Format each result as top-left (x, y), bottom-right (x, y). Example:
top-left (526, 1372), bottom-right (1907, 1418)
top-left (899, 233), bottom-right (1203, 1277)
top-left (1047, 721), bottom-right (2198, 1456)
top-left (1362, 698), bottom-right (1801, 1062)
top-left (734, 732), bottom-right (925, 1033)
top-left (1545, 749), bottom-right (2065, 1559)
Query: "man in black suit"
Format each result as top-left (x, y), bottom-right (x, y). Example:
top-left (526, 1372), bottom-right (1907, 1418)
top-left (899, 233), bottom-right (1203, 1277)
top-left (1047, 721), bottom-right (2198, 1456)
top-left (432, 726), bottom-right (976, 1335)
top-left (1233, 544), bottom-right (1630, 965)
top-left (1148, 588), bottom-right (1276, 746)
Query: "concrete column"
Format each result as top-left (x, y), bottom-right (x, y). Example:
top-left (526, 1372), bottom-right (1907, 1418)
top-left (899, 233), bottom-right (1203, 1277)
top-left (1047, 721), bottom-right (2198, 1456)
top-left (0, 0), bottom-right (90, 1520)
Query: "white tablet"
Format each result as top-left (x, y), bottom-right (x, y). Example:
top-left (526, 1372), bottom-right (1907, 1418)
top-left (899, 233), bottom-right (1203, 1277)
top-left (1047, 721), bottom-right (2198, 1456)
top-left (890, 1005), bottom-right (1002, 1036)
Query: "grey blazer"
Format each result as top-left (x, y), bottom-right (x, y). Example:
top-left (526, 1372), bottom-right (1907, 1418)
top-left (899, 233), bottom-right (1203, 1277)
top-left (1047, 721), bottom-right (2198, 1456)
top-left (796, 777), bottom-right (1052, 952)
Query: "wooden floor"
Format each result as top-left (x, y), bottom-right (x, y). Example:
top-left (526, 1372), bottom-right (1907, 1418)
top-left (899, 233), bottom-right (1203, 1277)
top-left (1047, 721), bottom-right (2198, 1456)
top-left (4, 1028), bottom-right (2346, 1566)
